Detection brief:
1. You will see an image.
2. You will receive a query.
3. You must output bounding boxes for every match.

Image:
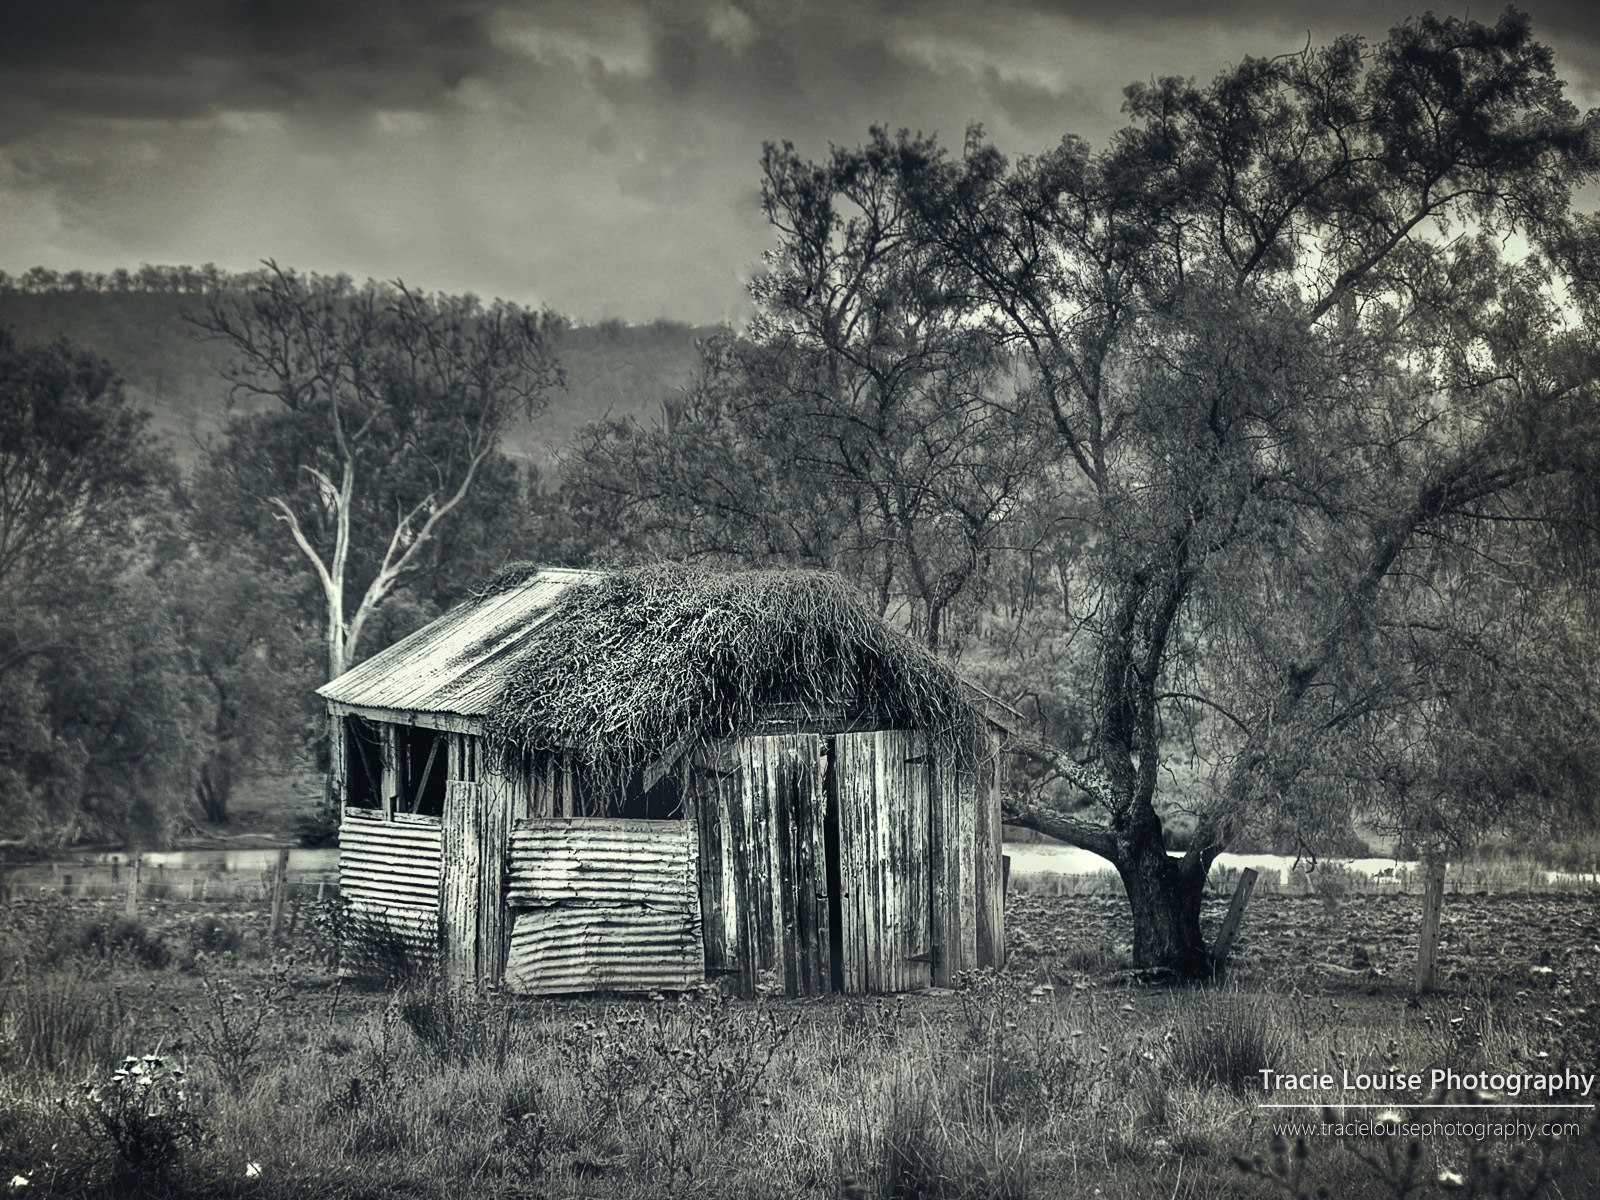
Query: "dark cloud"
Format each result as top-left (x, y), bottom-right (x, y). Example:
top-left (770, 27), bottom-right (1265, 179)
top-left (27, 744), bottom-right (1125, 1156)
top-left (0, 0), bottom-right (1596, 322)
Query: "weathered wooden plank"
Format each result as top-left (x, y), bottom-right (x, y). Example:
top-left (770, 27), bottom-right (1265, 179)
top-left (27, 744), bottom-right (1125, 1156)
top-left (873, 732), bottom-right (890, 991)
top-left (929, 739), bottom-right (955, 985)
top-left (838, 732), bottom-right (873, 993)
top-left (789, 734), bottom-right (828, 995)
top-left (955, 751), bottom-right (979, 975)
top-left (480, 775), bottom-right (511, 986)
top-left (1414, 859), bottom-right (1446, 995)
top-left (972, 733), bottom-right (1004, 968)
top-left (1209, 867), bottom-right (1258, 979)
top-left (512, 817), bottom-right (703, 838)
top-left (439, 781), bottom-right (476, 983)
top-left (906, 730), bottom-right (931, 990)
top-left (746, 740), bottom-right (771, 988)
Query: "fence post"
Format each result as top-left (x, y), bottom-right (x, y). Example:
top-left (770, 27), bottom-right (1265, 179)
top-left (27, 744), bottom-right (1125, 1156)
top-left (125, 855), bottom-right (140, 916)
top-left (268, 848), bottom-right (290, 943)
top-left (1210, 867), bottom-right (1259, 979)
top-left (1414, 859), bottom-right (1447, 995)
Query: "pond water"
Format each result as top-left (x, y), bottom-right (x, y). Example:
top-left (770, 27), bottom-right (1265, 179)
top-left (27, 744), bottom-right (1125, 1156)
top-left (1001, 845), bottom-right (1418, 880)
top-left (1002, 844), bottom-right (1597, 888)
top-left (9, 844), bottom-right (1591, 889)
top-left (80, 848), bottom-right (341, 873)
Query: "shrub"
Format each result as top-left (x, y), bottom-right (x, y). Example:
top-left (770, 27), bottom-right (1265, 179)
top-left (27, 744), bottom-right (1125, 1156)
top-left (177, 953), bottom-right (295, 1094)
top-left (398, 978), bottom-right (515, 1069)
top-left (75, 918), bottom-right (171, 970)
top-left (187, 916), bottom-right (244, 957)
top-left (1167, 995), bottom-right (1292, 1096)
top-left (65, 1053), bottom-right (204, 1182)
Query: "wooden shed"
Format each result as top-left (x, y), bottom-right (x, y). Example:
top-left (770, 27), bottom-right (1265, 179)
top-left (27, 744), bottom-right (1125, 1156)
top-left (318, 564), bottom-right (1009, 996)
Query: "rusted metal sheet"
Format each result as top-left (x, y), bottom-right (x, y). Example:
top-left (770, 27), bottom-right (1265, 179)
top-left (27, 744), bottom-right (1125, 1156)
top-left (501, 818), bottom-right (702, 995)
top-left (339, 811), bottom-right (442, 909)
top-left (317, 568), bottom-right (600, 719)
top-left (340, 810), bottom-right (443, 968)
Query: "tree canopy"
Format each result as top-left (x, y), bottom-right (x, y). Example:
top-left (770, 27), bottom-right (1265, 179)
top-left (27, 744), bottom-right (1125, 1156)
top-left (566, 8), bottom-right (1600, 975)
top-left (192, 264), bottom-right (565, 681)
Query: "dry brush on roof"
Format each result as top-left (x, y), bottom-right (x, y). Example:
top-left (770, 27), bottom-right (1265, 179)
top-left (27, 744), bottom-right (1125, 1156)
top-left (482, 564), bottom-right (982, 776)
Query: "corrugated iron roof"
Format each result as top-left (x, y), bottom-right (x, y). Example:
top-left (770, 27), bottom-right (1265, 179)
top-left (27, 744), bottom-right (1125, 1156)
top-left (317, 567), bottom-right (601, 717)
top-left (319, 564), bottom-right (1019, 734)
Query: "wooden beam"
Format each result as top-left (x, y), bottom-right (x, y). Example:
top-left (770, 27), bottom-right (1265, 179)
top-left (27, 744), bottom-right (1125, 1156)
top-left (325, 701), bottom-right (483, 737)
top-left (268, 848), bottom-right (290, 942)
top-left (411, 734), bottom-right (442, 813)
top-left (1414, 859), bottom-right (1447, 995)
top-left (1209, 867), bottom-right (1258, 979)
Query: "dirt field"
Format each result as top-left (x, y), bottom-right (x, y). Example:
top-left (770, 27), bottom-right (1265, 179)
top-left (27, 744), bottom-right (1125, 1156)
top-left (0, 887), bottom-right (1595, 1199)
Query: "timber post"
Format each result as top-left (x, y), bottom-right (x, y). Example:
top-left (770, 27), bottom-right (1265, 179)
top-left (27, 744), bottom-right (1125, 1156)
top-left (268, 848), bottom-right (290, 943)
top-left (1414, 858), bottom-right (1446, 994)
top-left (125, 856), bottom-right (140, 916)
top-left (1209, 867), bottom-right (1259, 979)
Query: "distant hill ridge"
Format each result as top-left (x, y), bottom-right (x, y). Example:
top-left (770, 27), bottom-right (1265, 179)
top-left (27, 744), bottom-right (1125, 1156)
top-left (0, 266), bottom-right (718, 473)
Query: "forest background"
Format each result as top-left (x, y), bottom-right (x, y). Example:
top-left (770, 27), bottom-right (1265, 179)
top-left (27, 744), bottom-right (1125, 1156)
top-left (5, 12), bottom-right (1600, 982)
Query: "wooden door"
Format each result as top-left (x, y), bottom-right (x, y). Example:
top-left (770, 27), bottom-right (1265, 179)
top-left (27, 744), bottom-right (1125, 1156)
top-left (767, 734), bottom-right (831, 995)
top-left (693, 734), bottom-right (831, 996)
top-left (834, 730), bottom-right (934, 992)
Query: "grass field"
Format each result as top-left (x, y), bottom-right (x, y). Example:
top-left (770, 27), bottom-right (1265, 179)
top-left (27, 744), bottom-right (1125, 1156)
top-left (1, 886), bottom-right (1595, 1199)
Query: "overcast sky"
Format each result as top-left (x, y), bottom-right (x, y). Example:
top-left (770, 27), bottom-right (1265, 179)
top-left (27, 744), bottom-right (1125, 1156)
top-left (3, 1), bottom-right (1598, 324)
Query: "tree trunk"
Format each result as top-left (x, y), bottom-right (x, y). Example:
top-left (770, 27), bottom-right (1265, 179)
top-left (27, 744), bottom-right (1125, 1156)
top-left (195, 755), bottom-right (231, 824)
top-left (1114, 837), bottom-right (1211, 978)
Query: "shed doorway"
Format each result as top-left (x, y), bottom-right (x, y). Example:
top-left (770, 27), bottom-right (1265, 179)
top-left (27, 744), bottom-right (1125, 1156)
top-left (693, 731), bottom-right (935, 997)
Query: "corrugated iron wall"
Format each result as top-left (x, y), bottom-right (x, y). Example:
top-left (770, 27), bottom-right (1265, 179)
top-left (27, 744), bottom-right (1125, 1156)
top-left (502, 818), bottom-right (703, 996)
top-left (338, 810), bottom-right (442, 966)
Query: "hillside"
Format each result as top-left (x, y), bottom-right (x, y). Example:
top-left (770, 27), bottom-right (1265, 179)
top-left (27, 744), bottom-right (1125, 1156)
top-left (0, 288), bottom-right (715, 473)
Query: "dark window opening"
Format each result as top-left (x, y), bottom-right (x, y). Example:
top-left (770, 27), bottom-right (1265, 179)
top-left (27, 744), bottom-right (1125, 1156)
top-left (399, 727), bottom-right (448, 818)
top-left (617, 766), bottom-right (683, 821)
top-left (344, 716), bottom-right (383, 810)
top-left (548, 755), bottom-right (684, 819)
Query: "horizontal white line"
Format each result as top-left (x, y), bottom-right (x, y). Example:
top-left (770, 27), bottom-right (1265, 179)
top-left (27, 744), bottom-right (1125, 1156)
top-left (1258, 1104), bottom-right (1596, 1110)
